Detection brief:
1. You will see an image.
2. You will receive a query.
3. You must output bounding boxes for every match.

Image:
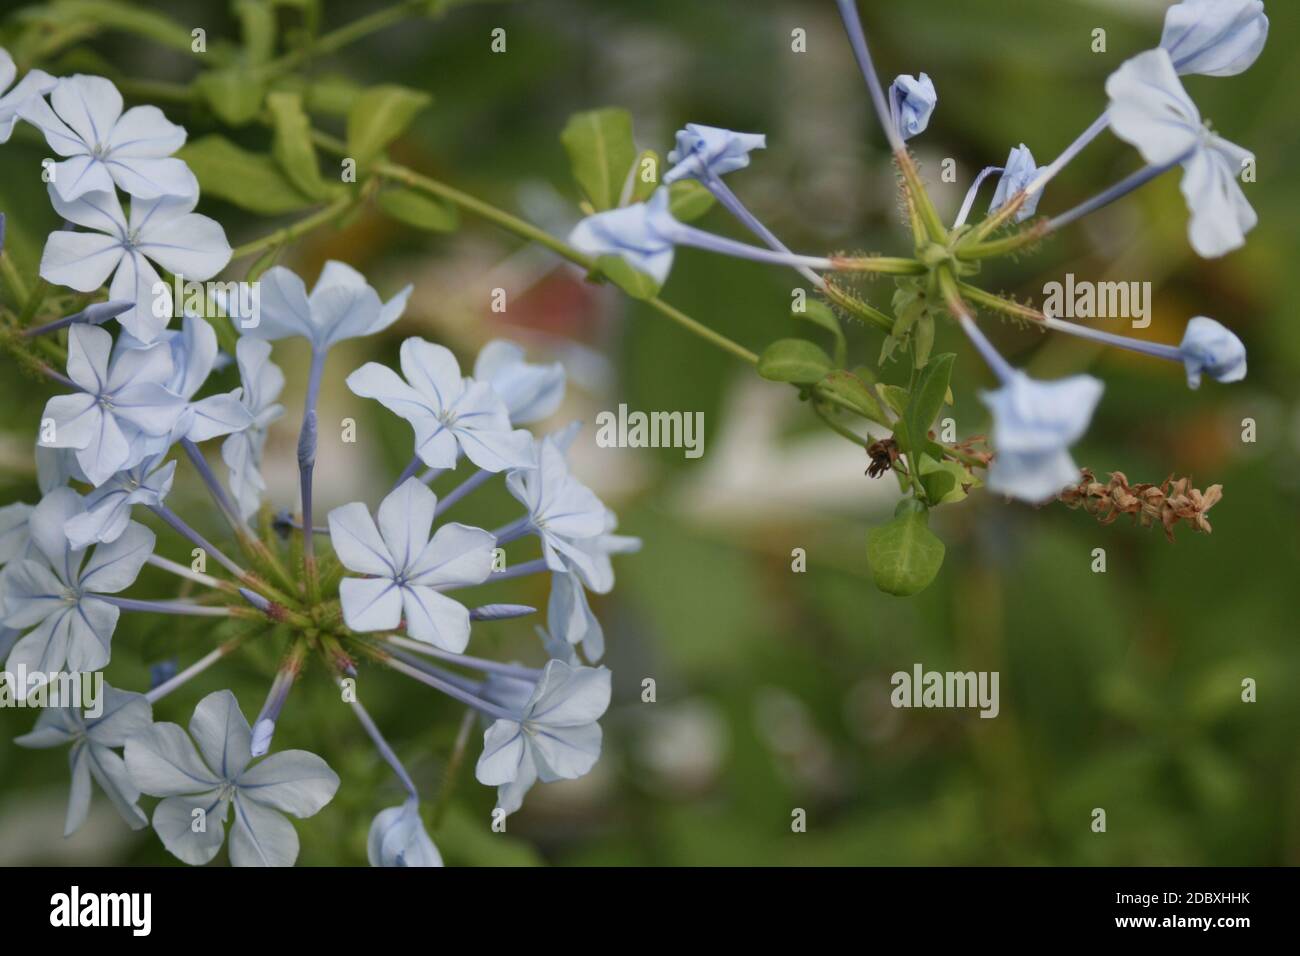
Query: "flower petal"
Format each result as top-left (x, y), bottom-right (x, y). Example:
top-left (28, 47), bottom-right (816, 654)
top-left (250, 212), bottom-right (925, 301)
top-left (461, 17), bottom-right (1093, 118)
top-left (326, 502), bottom-right (394, 576)
top-left (79, 521), bottom-right (154, 594)
top-left (339, 576), bottom-right (403, 632)
top-left (408, 521), bottom-right (496, 588)
top-left (236, 749), bottom-right (339, 817)
top-left (125, 721), bottom-right (221, 796)
top-left (400, 584), bottom-right (471, 651)
top-left (150, 791), bottom-right (229, 864)
top-left (376, 478), bottom-right (435, 572)
top-left (228, 792), bottom-right (298, 866)
top-left (188, 689), bottom-right (253, 781)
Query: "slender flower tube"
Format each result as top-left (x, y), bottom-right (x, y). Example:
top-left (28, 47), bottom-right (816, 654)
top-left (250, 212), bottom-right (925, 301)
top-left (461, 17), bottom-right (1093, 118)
top-left (834, 0), bottom-right (905, 153)
top-left (147, 503), bottom-right (245, 579)
top-left (384, 634), bottom-right (542, 681)
top-left (1045, 159), bottom-right (1182, 235)
top-left (251, 649), bottom-right (305, 757)
top-left (345, 688), bottom-right (418, 797)
top-left (663, 124), bottom-right (824, 287)
top-left (1041, 313), bottom-right (1246, 389)
top-left (22, 299), bottom-right (131, 338)
top-left (953, 166), bottom-right (1005, 229)
top-left (96, 595), bottom-right (233, 617)
top-left (1025, 111), bottom-right (1111, 198)
top-left (569, 188), bottom-right (833, 287)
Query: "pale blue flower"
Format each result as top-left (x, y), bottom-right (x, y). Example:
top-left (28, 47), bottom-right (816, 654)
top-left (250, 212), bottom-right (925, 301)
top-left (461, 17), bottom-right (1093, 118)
top-left (227, 261), bottom-right (412, 351)
top-left (663, 123), bottom-right (766, 185)
top-left (0, 47), bottom-right (56, 144)
top-left (475, 659), bottom-right (611, 815)
top-left (124, 690), bottom-right (339, 866)
top-left (221, 338), bottom-right (285, 521)
top-left (38, 324), bottom-right (186, 486)
top-left (888, 73), bottom-right (936, 141)
top-left (546, 510), bottom-right (639, 662)
top-left (15, 684), bottom-right (151, 836)
top-left (65, 455), bottom-right (175, 549)
top-left (1106, 49), bottom-right (1256, 258)
top-left (368, 797), bottom-right (442, 867)
top-left (473, 339), bottom-right (565, 425)
top-left (2, 487), bottom-right (154, 680)
top-left (1180, 316), bottom-right (1247, 388)
top-left (570, 187), bottom-right (832, 285)
top-left (328, 478), bottom-right (496, 651)
top-left (0, 501), bottom-right (34, 566)
top-left (506, 435), bottom-right (609, 580)
top-left (1040, 312), bottom-right (1247, 390)
top-left (135, 315), bottom-right (252, 446)
top-left (548, 571), bottom-right (604, 661)
top-left (39, 186), bottom-right (232, 342)
top-left (989, 145), bottom-right (1042, 222)
top-left (980, 372), bottom-right (1104, 504)
top-left (347, 337), bottom-right (535, 472)
top-left (568, 187), bottom-right (679, 284)
top-left (1161, 0), bottom-right (1269, 77)
top-left (18, 74), bottom-right (196, 201)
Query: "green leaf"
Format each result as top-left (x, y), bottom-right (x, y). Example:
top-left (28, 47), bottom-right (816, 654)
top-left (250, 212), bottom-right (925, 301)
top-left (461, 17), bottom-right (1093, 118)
top-left (267, 91), bottom-right (335, 200)
top-left (757, 339), bottom-right (833, 385)
top-left (866, 503), bottom-right (946, 597)
top-left (48, 0), bottom-right (220, 57)
top-left (595, 255), bottom-right (660, 301)
top-left (194, 68), bottom-right (266, 126)
top-left (346, 85), bottom-right (432, 170)
top-left (901, 352), bottom-right (954, 458)
top-left (919, 456), bottom-right (979, 505)
top-left (879, 384), bottom-right (910, 418)
top-left (560, 107), bottom-right (636, 212)
top-left (667, 180), bottom-right (715, 221)
top-left (795, 299), bottom-right (846, 367)
top-left (630, 149), bottom-right (660, 203)
top-left (913, 312), bottom-right (935, 369)
top-left (378, 187), bottom-right (459, 232)
top-left (177, 136), bottom-right (316, 214)
top-left (818, 370), bottom-right (886, 424)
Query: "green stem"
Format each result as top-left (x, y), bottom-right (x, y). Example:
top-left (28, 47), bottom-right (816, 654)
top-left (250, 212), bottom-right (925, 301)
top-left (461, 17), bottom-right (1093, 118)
top-left (263, 1), bottom-right (423, 77)
top-left (19, 279), bottom-right (49, 325)
top-left (830, 256), bottom-right (926, 276)
top-left (0, 252), bottom-right (29, 307)
top-left (230, 193), bottom-right (356, 260)
top-left (895, 151), bottom-right (948, 245)
top-left (361, 152), bottom-right (759, 365)
top-left (821, 280), bottom-right (894, 335)
top-left (813, 402), bottom-right (870, 448)
top-left (955, 220), bottom-right (1048, 260)
top-left (371, 156), bottom-right (588, 265)
top-left (431, 707), bottom-right (476, 830)
top-left (957, 282), bottom-right (1046, 325)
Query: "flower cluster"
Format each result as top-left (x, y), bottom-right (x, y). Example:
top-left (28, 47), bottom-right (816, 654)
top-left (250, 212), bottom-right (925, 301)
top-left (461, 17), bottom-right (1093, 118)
top-left (567, 0), bottom-right (1261, 511)
top-left (1057, 469), bottom-right (1224, 541)
top-left (0, 62), bottom-right (636, 865)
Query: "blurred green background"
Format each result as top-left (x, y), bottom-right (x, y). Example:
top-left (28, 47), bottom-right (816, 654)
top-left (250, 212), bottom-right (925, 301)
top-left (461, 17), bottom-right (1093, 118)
top-left (1, 0), bottom-right (1297, 866)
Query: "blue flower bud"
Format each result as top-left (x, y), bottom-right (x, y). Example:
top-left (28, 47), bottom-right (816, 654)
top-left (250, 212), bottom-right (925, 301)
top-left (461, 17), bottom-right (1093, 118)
top-left (888, 73), bottom-right (936, 141)
top-left (989, 145), bottom-right (1042, 222)
top-left (1161, 0), bottom-right (1268, 77)
top-left (297, 409), bottom-right (318, 470)
top-left (664, 124), bottom-right (766, 185)
top-left (1179, 316), bottom-right (1246, 388)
